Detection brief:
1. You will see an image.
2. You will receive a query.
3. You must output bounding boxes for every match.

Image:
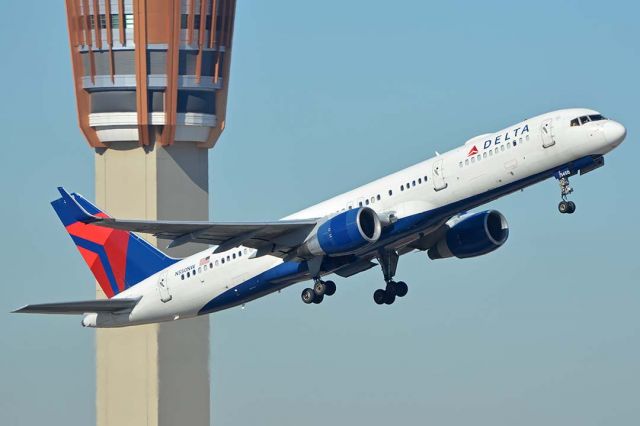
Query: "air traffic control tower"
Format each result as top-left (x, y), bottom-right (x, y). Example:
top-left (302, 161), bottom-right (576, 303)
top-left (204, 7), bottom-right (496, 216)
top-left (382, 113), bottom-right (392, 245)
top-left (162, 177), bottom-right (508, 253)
top-left (64, 1), bottom-right (236, 425)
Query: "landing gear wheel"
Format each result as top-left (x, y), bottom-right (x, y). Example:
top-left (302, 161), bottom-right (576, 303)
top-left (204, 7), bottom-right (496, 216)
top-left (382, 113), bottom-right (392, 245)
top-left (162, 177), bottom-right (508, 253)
top-left (312, 294), bottom-right (324, 304)
top-left (301, 288), bottom-right (315, 304)
top-left (567, 201), bottom-right (576, 214)
top-left (385, 281), bottom-right (397, 296)
top-left (324, 280), bottom-right (336, 296)
top-left (313, 281), bottom-right (326, 296)
top-left (384, 292), bottom-right (396, 305)
top-left (558, 201), bottom-right (569, 214)
top-left (373, 289), bottom-right (387, 305)
top-left (395, 281), bottom-right (408, 298)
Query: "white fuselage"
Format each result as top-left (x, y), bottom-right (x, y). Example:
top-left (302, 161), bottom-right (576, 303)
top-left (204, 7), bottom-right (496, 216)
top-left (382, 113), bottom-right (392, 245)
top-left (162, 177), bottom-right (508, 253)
top-left (85, 108), bottom-right (626, 327)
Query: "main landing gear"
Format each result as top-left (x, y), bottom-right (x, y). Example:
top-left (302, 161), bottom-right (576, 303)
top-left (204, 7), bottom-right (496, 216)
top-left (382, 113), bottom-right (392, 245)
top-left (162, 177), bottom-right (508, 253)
top-left (373, 249), bottom-right (408, 306)
top-left (301, 279), bottom-right (336, 304)
top-left (557, 176), bottom-right (576, 214)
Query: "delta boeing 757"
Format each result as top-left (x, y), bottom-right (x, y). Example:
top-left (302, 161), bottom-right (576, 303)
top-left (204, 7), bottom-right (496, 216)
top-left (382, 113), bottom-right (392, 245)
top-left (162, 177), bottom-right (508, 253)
top-left (14, 108), bottom-right (627, 327)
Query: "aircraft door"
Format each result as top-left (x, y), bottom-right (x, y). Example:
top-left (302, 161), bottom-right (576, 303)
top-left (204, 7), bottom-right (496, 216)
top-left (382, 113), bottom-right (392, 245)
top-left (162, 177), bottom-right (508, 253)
top-left (541, 118), bottom-right (556, 148)
top-left (157, 272), bottom-right (172, 303)
top-left (432, 160), bottom-right (448, 191)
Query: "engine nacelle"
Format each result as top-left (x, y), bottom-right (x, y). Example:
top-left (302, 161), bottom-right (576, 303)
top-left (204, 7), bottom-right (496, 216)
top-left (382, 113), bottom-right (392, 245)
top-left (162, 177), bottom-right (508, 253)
top-left (428, 210), bottom-right (509, 260)
top-left (298, 207), bottom-right (382, 257)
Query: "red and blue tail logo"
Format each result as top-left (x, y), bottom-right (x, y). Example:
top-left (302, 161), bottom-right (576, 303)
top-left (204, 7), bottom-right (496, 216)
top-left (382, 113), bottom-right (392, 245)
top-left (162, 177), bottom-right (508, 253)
top-left (51, 188), bottom-right (177, 298)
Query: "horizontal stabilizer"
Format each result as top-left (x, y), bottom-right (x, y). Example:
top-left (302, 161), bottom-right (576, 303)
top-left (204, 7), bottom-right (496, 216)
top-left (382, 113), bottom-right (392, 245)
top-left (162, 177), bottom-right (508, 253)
top-left (12, 298), bottom-right (140, 315)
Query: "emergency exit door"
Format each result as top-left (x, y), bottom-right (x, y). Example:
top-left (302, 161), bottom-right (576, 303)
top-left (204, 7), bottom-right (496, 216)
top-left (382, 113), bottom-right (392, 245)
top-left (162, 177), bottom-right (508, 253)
top-left (157, 272), bottom-right (172, 303)
top-left (432, 160), bottom-right (447, 191)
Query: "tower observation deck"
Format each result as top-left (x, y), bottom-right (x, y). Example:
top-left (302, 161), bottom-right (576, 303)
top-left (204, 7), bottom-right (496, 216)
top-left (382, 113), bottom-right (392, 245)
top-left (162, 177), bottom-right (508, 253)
top-left (65, 0), bottom-right (236, 147)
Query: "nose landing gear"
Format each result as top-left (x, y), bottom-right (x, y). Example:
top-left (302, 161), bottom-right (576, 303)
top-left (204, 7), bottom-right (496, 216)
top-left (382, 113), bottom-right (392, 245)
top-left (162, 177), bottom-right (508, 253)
top-left (557, 177), bottom-right (576, 214)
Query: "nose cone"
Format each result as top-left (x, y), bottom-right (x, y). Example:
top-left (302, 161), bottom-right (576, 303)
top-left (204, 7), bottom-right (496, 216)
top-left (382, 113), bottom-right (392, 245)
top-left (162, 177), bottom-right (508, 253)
top-left (603, 120), bottom-right (627, 147)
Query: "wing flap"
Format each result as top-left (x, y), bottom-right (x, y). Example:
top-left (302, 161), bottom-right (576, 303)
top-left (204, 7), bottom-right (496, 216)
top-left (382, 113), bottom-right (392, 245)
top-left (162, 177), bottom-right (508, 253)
top-left (12, 298), bottom-right (140, 315)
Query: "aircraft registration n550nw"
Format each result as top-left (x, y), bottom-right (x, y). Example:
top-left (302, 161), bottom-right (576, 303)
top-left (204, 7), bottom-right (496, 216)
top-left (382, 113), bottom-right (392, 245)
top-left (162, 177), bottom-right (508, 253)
top-left (14, 108), bottom-right (627, 328)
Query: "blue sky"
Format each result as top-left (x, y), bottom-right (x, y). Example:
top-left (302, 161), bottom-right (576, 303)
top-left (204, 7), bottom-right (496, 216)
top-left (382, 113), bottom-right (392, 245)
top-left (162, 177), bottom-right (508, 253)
top-left (1, 1), bottom-right (639, 425)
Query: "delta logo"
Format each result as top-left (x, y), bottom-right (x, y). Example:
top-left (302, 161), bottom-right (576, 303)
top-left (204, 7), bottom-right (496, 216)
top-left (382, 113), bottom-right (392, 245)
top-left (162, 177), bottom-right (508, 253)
top-left (467, 145), bottom-right (478, 157)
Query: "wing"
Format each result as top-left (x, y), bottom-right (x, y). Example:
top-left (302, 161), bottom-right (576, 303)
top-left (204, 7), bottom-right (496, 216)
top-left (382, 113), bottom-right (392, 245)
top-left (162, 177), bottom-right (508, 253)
top-left (12, 298), bottom-right (140, 315)
top-left (94, 217), bottom-right (318, 258)
top-left (55, 186), bottom-right (318, 258)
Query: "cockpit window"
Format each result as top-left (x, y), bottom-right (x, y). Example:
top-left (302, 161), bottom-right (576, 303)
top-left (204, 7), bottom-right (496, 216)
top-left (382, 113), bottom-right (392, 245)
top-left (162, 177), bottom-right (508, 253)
top-left (571, 114), bottom-right (607, 127)
top-left (579, 116), bottom-right (591, 125)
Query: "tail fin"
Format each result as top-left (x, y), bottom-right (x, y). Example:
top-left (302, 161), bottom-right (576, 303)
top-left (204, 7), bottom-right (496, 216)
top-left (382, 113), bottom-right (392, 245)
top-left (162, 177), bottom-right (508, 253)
top-left (51, 187), bottom-right (178, 298)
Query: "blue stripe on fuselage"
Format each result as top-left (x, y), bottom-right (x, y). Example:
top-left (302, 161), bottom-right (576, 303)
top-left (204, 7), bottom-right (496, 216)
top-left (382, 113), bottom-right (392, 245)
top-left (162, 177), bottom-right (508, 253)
top-left (197, 155), bottom-right (601, 315)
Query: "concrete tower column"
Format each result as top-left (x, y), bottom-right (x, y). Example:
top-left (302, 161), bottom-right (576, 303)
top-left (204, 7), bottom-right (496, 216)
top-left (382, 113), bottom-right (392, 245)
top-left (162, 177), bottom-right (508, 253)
top-left (94, 143), bottom-right (210, 426)
top-left (63, 0), bottom-right (237, 424)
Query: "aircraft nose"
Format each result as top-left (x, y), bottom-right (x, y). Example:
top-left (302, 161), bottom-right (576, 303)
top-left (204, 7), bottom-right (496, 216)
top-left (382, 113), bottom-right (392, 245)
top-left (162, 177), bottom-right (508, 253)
top-left (603, 120), bottom-right (627, 147)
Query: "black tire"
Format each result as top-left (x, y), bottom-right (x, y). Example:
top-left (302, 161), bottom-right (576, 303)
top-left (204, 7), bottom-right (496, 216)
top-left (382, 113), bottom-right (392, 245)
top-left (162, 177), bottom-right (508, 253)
top-left (567, 201), bottom-right (576, 214)
top-left (312, 294), bottom-right (324, 304)
top-left (373, 289), bottom-right (387, 305)
top-left (384, 292), bottom-right (396, 305)
top-left (385, 281), bottom-right (397, 295)
top-left (395, 281), bottom-right (408, 297)
top-left (301, 288), bottom-right (315, 304)
top-left (313, 281), bottom-right (326, 296)
top-left (558, 201), bottom-right (569, 214)
top-left (324, 280), bottom-right (336, 296)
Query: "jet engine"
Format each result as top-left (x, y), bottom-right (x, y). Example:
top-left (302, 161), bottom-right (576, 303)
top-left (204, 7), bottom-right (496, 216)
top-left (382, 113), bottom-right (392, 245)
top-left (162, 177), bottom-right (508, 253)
top-left (428, 210), bottom-right (509, 260)
top-left (297, 207), bottom-right (382, 257)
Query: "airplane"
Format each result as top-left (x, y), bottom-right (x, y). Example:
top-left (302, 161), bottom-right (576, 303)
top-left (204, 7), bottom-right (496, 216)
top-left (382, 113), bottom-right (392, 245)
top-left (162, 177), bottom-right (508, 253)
top-left (13, 108), bottom-right (627, 328)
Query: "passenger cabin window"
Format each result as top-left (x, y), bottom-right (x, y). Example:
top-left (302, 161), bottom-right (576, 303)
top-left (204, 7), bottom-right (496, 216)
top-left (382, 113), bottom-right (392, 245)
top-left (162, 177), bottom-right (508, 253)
top-left (388, 189), bottom-right (393, 196)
